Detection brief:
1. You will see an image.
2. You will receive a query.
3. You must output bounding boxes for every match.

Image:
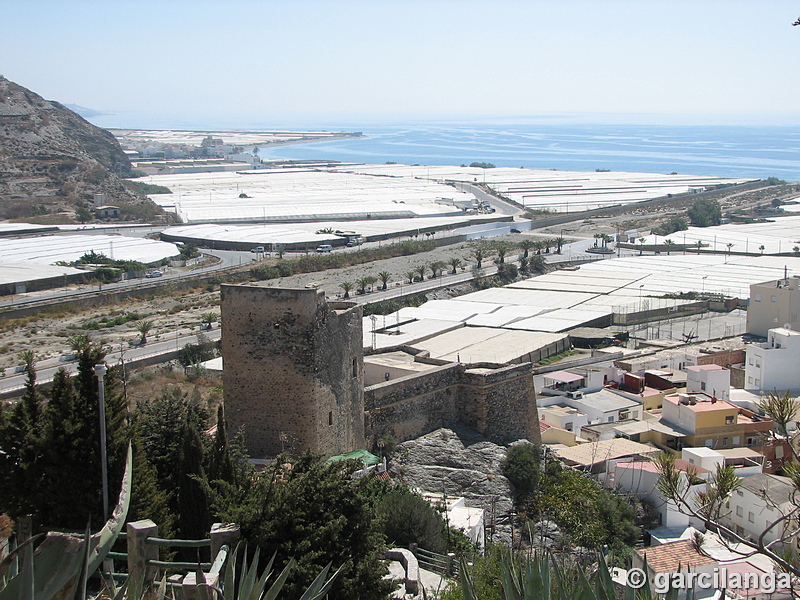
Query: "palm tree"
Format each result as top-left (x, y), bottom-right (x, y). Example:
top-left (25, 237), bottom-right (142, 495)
top-left (726, 242), bottom-right (735, 263)
top-left (200, 312), bottom-right (217, 330)
top-left (339, 281), bottom-right (353, 298)
top-left (518, 239), bottom-right (536, 258)
top-left (638, 237), bottom-right (646, 255)
top-left (448, 256), bottom-right (463, 274)
top-left (529, 255), bottom-right (547, 274)
top-left (414, 264), bottom-right (428, 282)
top-left (664, 239), bottom-right (675, 255)
top-left (494, 242), bottom-right (511, 264)
top-left (555, 236), bottom-right (566, 254)
top-left (68, 334), bottom-right (91, 353)
top-left (759, 245), bottom-right (766, 255)
top-left (365, 275), bottom-right (378, 292)
top-left (428, 260), bottom-right (445, 278)
top-left (356, 277), bottom-right (371, 294)
top-left (405, 270), bottom-right (417, 284)
top-left (378, 271), bottom-right (391, 290)
top-left (471, 244), bottom-right (488, 268)
top-left (136, 319), bottom-right (153, 345)
top-left (794, 246), bottom-right (800, 256)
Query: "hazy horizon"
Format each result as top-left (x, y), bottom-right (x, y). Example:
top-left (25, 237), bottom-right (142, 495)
top-left (3, 1), bottom-right (800, 129)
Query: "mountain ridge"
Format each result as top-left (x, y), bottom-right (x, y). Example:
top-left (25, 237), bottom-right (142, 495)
top-left (0, 76), bottom-right (163, 222)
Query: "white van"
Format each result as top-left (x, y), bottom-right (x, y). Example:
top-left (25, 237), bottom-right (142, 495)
top-left (316, 244), bottom-right (333, 253)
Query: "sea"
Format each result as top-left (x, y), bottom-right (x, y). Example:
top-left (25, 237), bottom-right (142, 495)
top-left (88, 115), bottom-right (800, 181)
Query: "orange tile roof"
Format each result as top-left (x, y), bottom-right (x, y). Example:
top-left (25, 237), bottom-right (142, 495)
top-left (636, 540), bottom-right (717, 573)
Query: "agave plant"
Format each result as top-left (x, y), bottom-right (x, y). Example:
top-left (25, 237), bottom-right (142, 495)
top-left (458, 551), bottom-right (662, 600)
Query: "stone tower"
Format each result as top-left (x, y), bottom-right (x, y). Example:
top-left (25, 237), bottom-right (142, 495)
top-left (221, 284), bottom-right (365, 458)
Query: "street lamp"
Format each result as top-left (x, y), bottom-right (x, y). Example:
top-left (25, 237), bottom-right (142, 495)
top-left (94, 363), bottom-right (109, 522)
top-left (702, 275), bottom-right (708, 295)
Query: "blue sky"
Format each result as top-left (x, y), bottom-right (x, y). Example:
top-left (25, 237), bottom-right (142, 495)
top-left (2, 1), bottom-right (800, 127)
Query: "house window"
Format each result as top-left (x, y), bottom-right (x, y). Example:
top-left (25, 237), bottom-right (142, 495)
top-left (771, 295), bottom-right (777, 302)
top-left (733, 436), bottom-right (740, 445)
top-left (328, 411), bottom-right (333, 426)
top-left (705, 439), bottom-right (714, 448)
top-left (723, 437), bottom-right (729, 447)
top-left (746, 437), bottom-right (756, 446)
top-left (608, 416), bottom-right (615, 422)
top-left (736, 490), bottom-right (744, 497)
top-left (701, 382), bottom-right (706, 391)
top-left (755, 379), bottom-right (760, 387)
top-left (726, 416), bottom-right (735, 425)
top-left (619, 411), bottom-right (630, 420)
top-left (749, 358), bottom-right (754, 365)
top-left (755, 361), bottom-right (761, 368)
top-left (565, 422), bottom-right (573, 432)
top-left (736, 506), bottom-right (743, 517)
top-left (748, 511), bottom-right (754, 523)
top-left (352, 358), bottom-right (357, 378)
top-left (748, 376), bottom-right (753, 384)
top-left (754, 294), bottom-right (761, 302)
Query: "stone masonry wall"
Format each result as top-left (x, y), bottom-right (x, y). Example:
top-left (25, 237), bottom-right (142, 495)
top-left (221, 285), bottom-right (364, 458)
top-left (365, 364), bottom-right (462, 444)
top-left (459, 363), bottom-right (541, 445)
top-left (365, 361), bottom-right (540, 446)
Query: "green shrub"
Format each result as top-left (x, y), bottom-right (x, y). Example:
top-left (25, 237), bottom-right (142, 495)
top-left (502, 443), bottom-right (540, 500)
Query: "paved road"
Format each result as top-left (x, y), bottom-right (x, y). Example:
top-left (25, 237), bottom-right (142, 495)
top-left (0, 327), bottom-right (221, 397)
top-left (453, 181), bottom-right (521, 216)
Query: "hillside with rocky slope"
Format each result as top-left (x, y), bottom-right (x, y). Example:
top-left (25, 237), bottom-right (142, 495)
top-left (0, 76), bottom-right (162, 221)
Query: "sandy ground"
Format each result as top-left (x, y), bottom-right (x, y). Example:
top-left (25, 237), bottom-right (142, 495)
top-left (0, 286), bottom-right (220, 372)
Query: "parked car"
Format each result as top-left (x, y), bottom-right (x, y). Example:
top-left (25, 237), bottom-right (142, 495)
top-left (346, 237), bottom-right (364, 247)
top-left (146, 270), bottom-right (163, 278)
top-left (250, 246), bottom-right (265, 253)
top-left (316, 244), bottom-right (333, 253)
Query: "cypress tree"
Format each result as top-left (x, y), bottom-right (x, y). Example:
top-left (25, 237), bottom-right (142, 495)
top-left (206, 405), bottom-right (234, 485)
top-left (176, 417), bottom-right (210, 545)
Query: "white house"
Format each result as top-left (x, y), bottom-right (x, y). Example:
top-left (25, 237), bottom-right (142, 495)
top-left (722, 473), bottom-right (798, 554)
top-left (613, 457), bottom-right (708, 530)
top-left (744, 327), bottom-right (800, 392)
top-left (686, 364), bottom-right (730, 401)
top-left (538, 388), bottom-right (641, 431)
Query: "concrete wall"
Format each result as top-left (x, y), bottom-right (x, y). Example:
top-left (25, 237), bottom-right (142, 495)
top-left (221, 285), bottom-right (364, 458)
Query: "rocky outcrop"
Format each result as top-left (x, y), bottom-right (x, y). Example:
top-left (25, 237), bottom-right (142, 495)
top-left (391, 427), bottom-right (514, 545)
top-left (0, 76), bottom-right (162, 220)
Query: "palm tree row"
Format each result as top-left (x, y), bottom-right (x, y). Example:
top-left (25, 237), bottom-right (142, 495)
top-left (335, 236), bottom-right (569, 299)
top-left (337, 254), bottom-right (468, 298)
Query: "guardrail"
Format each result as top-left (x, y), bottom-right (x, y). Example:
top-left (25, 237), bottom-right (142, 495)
top-left (127, 520), bottom-right (240, 595)
top-left (408, 543), bottom-right (458, 578)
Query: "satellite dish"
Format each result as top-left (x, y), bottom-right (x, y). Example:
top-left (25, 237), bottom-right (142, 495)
top-left (784, 323), bottom-right (792, 330)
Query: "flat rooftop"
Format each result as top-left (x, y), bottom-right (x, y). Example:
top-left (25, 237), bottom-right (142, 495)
top-left (408, 326), bottom-right (567, 365)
